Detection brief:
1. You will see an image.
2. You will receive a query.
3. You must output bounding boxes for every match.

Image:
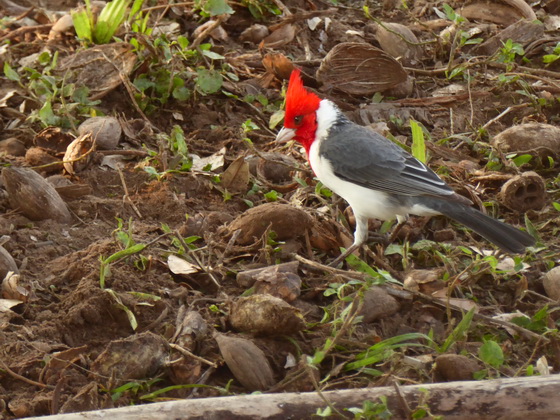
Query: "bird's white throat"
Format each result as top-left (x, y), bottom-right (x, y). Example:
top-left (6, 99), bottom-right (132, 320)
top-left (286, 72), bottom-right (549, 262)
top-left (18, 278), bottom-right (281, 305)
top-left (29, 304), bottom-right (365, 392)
top-left (315, 100), bottom-right (340, 143)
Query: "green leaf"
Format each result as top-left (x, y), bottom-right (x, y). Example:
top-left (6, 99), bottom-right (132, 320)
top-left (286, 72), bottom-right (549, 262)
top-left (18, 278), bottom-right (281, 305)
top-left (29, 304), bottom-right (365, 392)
top-left (511, 154), bottom-right (532, 167)
top-left (553, 202), bottom-right (560, 212)
top-left (196, 68), bottom-right (223, 94)
top-left (203, 0), bottom-right (234, 16)
top-left (3, 62), bottom-right (20, 82)
top-left (543, 54), bottom-right (560, 64)
top-left (95, 0), bottom-right (131, 44)
top-left (201, 50), bottom-right (225, 60)
top-left (269, 109), bottom-right (285, 130)
top-left (172, 85), bottom-right (191, 101)
top-left (38, 100), bottom-right (59, 126)
top-left (410, 119), bottom-right (426, 163)
top-left (71, 8), bottom-right (93, 42)
top-left (479, 339), bottom-right (504, 368)
top-left (177, 35), bottom-right (190, 49)
top-left (439, 307), bottom-right (475, 353)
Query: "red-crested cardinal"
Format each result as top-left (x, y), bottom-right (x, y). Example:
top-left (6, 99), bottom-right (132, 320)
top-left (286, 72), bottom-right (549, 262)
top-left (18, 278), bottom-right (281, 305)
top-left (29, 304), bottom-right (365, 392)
top-left (276, 69), bottom-right (535, 265)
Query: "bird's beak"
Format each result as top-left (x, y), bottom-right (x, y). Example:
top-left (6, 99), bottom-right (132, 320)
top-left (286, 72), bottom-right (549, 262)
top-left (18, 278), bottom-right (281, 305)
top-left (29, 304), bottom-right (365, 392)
top-left (275, 127), bottom-right (296, 143)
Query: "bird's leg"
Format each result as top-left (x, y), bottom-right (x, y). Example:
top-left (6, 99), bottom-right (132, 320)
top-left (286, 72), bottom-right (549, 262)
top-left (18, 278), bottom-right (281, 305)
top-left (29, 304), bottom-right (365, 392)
top-left (329, 215), bottom-right (369, 267)
top-left (387, 215), bottom-right (408, 244)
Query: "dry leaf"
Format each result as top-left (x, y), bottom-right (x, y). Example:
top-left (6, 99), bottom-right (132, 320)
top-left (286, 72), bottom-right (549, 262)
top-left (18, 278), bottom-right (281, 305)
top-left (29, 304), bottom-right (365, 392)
top-left (221, 156), bottom-right (250, 193)
top-left (262, 52), bottom-right (294, 81)
top-left (63, 133), bottom-right (96, 175)
top-left (261, 24), bottom-right (295, 48)
top-left (0, 298), bottom-right (23, 312)
top-left (1, 272), bottom-right (30, 302)
top-left (168, 255), bottom-right (200, 275)
top-left (190, 147), bottom-right (226, 171)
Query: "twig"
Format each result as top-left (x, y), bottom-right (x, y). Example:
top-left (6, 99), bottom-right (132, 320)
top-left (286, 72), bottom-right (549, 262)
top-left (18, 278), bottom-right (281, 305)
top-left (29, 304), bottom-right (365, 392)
top-left (174, 230), bottom-right (221, 289)
top-left (482, 104), bottom-right (530, 130)
top-left (169, 343), bottom-right (218, 368)
top-left (117, 167), bottom-right (142, 218)
top-left (0, 24), bottom-right (52, 42)
top-left (191, 15), bottom-right (227, 49)
top-left (393, 382), bottom-right (413, 418)
top-left (141, 2), bottom-right (193, 12)
top-left (97, 149), bottom-right (150, 157)
top-left (0, 357), bottom-right (52, 389)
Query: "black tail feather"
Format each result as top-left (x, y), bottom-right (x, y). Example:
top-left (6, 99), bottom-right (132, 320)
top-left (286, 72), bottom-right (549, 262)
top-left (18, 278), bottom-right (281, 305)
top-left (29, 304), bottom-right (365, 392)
top-left (425, 200), bottom-right (535, 254)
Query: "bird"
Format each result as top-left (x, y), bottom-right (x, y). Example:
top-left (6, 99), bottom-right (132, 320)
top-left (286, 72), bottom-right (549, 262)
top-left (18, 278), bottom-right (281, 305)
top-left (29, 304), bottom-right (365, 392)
top-left (275, 69), bottom-right (535, 266)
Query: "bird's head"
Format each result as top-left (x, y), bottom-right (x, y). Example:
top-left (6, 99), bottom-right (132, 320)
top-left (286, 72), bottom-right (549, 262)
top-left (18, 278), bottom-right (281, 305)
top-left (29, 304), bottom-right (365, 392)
top-left (276, 69), bottom-right (322, 153)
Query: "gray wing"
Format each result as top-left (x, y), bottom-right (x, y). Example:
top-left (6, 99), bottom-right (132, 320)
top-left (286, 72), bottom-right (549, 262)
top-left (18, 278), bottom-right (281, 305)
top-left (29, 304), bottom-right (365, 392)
top-left (320, 122), bottom-right (455, 197)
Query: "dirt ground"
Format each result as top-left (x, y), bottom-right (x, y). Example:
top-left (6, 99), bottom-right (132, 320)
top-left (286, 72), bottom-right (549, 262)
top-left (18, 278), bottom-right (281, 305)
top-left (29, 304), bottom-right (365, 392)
top-left (0, 0), bottom-right (559, 418)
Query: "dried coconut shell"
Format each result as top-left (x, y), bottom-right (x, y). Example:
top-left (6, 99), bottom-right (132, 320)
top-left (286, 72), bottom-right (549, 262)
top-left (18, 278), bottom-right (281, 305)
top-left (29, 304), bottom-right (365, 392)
top-left (543, 266), bottom-right (560, 301)
top-left (56, 43), bottom-right (137, 100)
top-left (460, 3), bottom-right (525, 26)
top-left (91, 332), bottom-right (168, 386)
top-left (317, 42), bottom-right (408, 95)
top-left (474, 20), bottom-right (544, 56)
top-left (498, 171), bottom-right (547, 212)
top-left (34, 127), bottom-right (74, 154)
top-left (25, 147), bottom-right (62, 174)
top-left (502, 0), bottom-right (537, 20)
top-left (229, 294), bottom-right (305, 335)
top-left (1, 167), bottom-right (72, 223)
top-left (215, 334), bottom-right (275, 391)
top-left (491, 123), bottom-right (560, 160)
top-left (225, 203), bottom-right (312, 245)
top-left (375, 22), bottom-right (423, 66)
top-left (78, 116), bottom-right (122, 150)
top-left (0, 246), bottom-right (18, 281)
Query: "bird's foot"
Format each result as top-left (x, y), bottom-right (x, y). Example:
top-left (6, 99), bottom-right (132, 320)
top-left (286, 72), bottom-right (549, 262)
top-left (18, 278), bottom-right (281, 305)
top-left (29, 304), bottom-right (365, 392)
top-left (329, 244), bottom-right (360, 268)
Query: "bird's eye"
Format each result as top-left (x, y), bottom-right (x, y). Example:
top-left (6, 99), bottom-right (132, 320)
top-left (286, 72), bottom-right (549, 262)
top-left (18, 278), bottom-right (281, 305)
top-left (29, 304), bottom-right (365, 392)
top-left (294, 115), bottom-right (303, 125)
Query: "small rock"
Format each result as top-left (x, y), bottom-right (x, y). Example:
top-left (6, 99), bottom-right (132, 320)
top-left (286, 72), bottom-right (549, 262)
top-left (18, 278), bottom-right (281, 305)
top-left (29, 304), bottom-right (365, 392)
top-left (239, 24), bottom-right (269, 43)
top-left (229, 294), bottom-right (305, 335)
top-left (404, 269), bottom-right (446, 295)
top-left (59, 383), bottom-right (100, 414)
top-left (435, 354), bottom-right (481, 381)
top-left (172, 307), bottom-right (208, 350)
top-left (358, 286), bottom-right (400, 323)
top-left (543, 266), bottom-right (560, 301)
top-left (237, 261), bottom-right (299, 288)
top-left (0, 138), bottom-right (26, 156)
top-left (78, 116), bottom-right (122, 150)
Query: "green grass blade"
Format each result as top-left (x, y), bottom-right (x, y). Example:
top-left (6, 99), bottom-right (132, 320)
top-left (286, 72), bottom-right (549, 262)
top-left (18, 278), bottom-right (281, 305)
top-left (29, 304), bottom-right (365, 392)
top-left (410, 119), bottom-right (426, 163)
